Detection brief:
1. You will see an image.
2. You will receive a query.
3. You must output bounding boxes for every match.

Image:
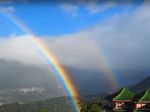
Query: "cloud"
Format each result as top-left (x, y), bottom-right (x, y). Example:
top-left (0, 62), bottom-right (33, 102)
top-left (0, 35), bottom-right (47, 66)
top-left (60, 1), bottom-right (116, 17)
top-left (0, 6), bottom-right (15, 13)
top-left (44, 3), bottom-right (150, 70)
top-left (60, 3), bottom-right (79, 18)
top-left (0, 3), bottom-right (150, 71)
top-left (60, 1), bottom-right (130, 17)
top-left (84, 0), bottom-right (116, 15)
top-left (0, 34), bottom-right (102, 70)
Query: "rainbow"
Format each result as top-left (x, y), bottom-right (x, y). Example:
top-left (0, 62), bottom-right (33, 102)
top-left (0, 10), bottom-right (80, 112)
top-left (30, 37), bottom-right (80, 112)
top-left (86, 42), bottom-right (118, 90)
top-left (0, 7), bottom-right (119, 111)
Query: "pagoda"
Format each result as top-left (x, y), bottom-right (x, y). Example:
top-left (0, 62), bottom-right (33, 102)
top-left (134, 89), bottom-right (150, 111)
top-left (105, 87), bottom-right (134, 111)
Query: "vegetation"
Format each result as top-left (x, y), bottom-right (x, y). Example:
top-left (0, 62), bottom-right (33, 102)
top-left (80, 97), bottom-right (102, 112)
top-left (0, 96), bottom-right (104, 112)
top-left (0, 89), bottom-right (149, 112)
top-left (0, 86), bottom-right (149, 112)
top-left (0, 97), bottom-right (74, 112)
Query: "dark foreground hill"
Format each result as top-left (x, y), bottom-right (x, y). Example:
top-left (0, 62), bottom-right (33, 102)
top-left (0, 96), bottom-right (104, 112)
top-left (0, 96), bottom-right (75, 112)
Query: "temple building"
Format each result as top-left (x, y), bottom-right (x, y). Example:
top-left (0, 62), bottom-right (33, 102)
top-left (105, 87), bottom-right (134, 111)
top-left (104, 88), bottom-right (150, 111)
top-left (134, 89), bottom-right (150, 111)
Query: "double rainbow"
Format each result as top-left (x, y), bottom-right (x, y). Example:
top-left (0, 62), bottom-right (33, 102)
top-left (0, 8), bottom-right (119, 112)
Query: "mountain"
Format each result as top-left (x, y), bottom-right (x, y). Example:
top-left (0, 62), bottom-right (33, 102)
top-left (0, 59), bottom-right (150, 103)
top-left (0, 59), bottom-right (67, 103)
top-left (0, 59), bottom-right (57, 89)
top-left (130, 75), bottom-right (150, 93)
top-left (65, 67), bottom-right (150, 95)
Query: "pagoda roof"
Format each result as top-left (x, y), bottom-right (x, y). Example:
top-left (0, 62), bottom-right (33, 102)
top-left (106, 87), bottom-right (134, 101)
top-left (134, 89), bottom-right (150, 102)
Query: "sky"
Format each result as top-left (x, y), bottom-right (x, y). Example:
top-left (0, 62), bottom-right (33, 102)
top-left (0, 0), bottom-right (150, 71)
top-left (0, 0), bottom-right (143, 36)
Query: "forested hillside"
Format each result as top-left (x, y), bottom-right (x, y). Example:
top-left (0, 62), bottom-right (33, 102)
top-left (0, 97), bottom-right (74, 112)
top-left (0, 96), bottom-right (104, 112)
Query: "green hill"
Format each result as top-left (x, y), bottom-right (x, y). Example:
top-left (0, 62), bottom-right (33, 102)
top-left (0, 96), bottom-right (75, 112)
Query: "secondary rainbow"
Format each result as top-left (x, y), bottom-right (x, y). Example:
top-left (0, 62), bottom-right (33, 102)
top-left (79, 41), bottom-right (118, 90)
top-left (1, 10), bottom-right (80, 112)
top-left (91, 45), bottom-right (118, 90)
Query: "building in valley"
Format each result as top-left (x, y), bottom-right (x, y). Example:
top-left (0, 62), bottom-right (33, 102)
top-left (134, 89), bottom-right (150, 111)
top-left (105, 87), bottom-right (134, 111)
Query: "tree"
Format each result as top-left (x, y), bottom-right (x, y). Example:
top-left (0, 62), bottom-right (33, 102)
top-left (80, 98), bottom-right (102, 112)
top-left (38, 109), bottom-right (49, 112)
top-left (87, 103), bottom-right (102, 112)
